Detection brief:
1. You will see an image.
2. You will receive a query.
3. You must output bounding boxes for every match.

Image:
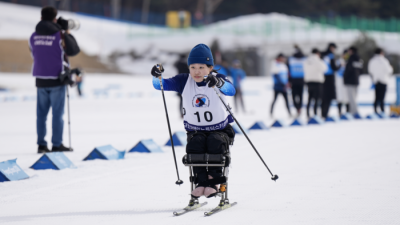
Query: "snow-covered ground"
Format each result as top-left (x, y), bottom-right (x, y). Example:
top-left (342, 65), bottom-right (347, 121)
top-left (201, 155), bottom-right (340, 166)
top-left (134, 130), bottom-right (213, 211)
top-left (0, 73), bottom-right (399, 224)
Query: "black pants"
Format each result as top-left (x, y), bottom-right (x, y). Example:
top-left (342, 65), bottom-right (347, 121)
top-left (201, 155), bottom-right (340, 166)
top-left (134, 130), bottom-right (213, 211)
top-left (186, 124), bottom-right (235, 184)
top-left (270, 90), bottom-right (291, 116)
top-left (337, 103), bottom-right (350, 115)
top-left (374, 82), bottom-right (387, 113)
top-left (291, 83), bottom-right (304, 112)
top-left (234, 87), bottom-right (246, 112)
top-left (306, 82), bottom-right (322, 117)
top-left (322, 75), bottom-right (336, 118)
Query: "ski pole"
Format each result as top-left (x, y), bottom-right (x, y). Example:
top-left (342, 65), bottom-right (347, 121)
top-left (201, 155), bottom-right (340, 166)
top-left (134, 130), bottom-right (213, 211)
top-left (66, 85), bottom-right (72, 150)
top-left (157, 67), bottom-right (183, 185)
top-left (213, 86), bottom-right (279, 181)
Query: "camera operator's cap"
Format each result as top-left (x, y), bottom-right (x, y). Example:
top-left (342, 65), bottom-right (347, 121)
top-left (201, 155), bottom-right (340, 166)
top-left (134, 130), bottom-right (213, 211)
top-left (187, 44), bottom-right (214, 66)
top-left (41, 6), bottom-right (58, 21)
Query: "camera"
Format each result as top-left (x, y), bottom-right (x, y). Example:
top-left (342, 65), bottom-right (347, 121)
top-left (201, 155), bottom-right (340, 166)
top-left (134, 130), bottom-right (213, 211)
top-left (59, 68), bottom-right (83, 87)
top-left (57, 17), bottom-right (80, 31)
top-left (67, 19), bottom-right (81, 30)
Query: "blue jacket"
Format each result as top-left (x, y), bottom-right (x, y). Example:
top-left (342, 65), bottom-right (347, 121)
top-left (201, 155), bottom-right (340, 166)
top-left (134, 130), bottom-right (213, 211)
top-left (214, 64), bottom-right (231, 76)
top-left (288, 56), bottom-right (305, 79)
top-left (272, 61), bottom-right (289, 92)
top-left (321, 51), bottom-right (339, 76)
top-left (152, 73), bottom-right (236, 96)
top-left (229, 68), bottom-right (246, 88)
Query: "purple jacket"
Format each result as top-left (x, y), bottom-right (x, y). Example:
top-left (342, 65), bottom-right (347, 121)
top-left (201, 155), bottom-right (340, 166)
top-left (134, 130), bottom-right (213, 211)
top-left (30, 31), bottom-right (65, 79)
top-left (30, 20), bottom-right (80, 87)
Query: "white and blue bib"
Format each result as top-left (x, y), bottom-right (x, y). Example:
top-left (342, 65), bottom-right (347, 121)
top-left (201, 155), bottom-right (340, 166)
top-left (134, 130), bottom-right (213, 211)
top-left (182, 75), bottom-right (231, 131)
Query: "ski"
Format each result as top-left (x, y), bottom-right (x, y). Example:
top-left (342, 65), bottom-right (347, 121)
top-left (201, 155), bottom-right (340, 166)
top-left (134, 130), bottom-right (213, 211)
top-left (204, 202), bottom-right (237, 216)
top-left (173, 202), bottom-right (208, 216)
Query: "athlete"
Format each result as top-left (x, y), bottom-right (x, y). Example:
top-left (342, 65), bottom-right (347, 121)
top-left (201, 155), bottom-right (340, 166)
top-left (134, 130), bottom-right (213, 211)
top-left (270, 53), bottom-right (291, 117)
top-left (150, 44), bottom-right (236, 199)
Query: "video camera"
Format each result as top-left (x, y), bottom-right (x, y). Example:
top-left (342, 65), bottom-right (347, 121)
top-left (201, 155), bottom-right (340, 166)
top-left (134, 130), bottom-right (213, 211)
top-left (57, 17), bottom-right (80, 31)
top-left (59, 68), bottom-right (83, 87)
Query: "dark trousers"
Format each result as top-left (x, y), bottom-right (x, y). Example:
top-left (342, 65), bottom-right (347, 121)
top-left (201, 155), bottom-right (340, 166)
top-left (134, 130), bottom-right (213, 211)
top-left (271, 90), bottom-right (291, 116)
top-left (234, 87), bottom-right (245, 112)
top-left (186, 124), bottom-right (235, 184)
top-left (322, 75), bottom-right (336, 118)
top-left (337, 103), bottom-right (350, 115)
top-left (306, 82), bottom-right (322, 117)
top-left (291, 83), bottom-right (304, 112)
top-left (374, 82), bottom-right (387, 113)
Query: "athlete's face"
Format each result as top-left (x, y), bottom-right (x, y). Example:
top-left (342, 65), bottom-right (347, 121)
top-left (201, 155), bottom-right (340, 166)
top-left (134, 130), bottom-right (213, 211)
top-left (189, 64), bottom-right (213, 82)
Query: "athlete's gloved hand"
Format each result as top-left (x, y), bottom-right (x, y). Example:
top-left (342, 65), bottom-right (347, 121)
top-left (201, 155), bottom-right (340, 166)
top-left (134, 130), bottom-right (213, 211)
top-left (151, 64), bottom-right (164, 78)
top-left (204, 73), bottom-right (225, 88)
top-left (57, 17), bottom-right (69, 30)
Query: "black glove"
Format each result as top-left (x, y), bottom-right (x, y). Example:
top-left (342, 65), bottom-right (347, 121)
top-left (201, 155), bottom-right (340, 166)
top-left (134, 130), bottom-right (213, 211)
top-left (204, 73), bottom-right (225, 88)
top-left (57, 17), bottom-right (69, 30)
top-left (151, 64), bottom-right (164, 78)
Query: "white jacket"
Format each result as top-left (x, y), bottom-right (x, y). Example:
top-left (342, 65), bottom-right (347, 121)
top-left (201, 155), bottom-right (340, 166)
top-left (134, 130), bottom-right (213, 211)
top-left (368, 55), bottom-right (393, 84)
top-left (304, 54), bottom-right (328, 83)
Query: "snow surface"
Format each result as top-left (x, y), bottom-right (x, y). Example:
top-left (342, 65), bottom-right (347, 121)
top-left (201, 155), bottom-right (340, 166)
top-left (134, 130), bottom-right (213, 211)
top-left (0, 73), bottom-right (399, 224)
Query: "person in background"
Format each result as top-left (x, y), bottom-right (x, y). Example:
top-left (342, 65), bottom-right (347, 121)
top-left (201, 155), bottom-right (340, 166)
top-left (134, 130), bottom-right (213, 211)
top-left (30, 6), bottom-right (80, 153)
top-left (343, 46), bottom-right (363, 115)
top-left (368, 48), bottom-right (393, 114)
top-left (270, 53), bottom-right (291, 117)
top-left (174, 54), bottom-right (190, 118)
top-left (321, 43), bottom-right (339, 119)
top-left (214, 58), bottom-right (231, 76)
top-left (303, 48), bottom-right (327, 118)
top-left (229, 59), bottom-right (246, 113)
top-left (335, 49), bottom-right (350, 116)
top-left (288, 45), bottom-right (306, 117)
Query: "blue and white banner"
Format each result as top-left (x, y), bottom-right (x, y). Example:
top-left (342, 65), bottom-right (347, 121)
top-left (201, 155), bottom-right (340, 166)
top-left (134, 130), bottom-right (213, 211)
top-left (84, 145), bottom-right (125, 161)
top-left (129, 139), bottom-right (163, 153)
top-left (31, 152), bottom-right (76, 170)
top-left (0, 159), bottom-right (29, 182)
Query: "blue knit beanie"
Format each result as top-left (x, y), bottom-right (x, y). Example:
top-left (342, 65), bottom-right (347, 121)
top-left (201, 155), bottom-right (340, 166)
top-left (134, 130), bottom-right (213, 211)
top-left (187, 44), bottom-right (214, 66)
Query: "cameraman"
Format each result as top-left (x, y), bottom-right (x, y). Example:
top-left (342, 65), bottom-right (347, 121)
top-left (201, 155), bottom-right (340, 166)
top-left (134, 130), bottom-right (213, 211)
top-left (29, 6), bottom-right (80, 153)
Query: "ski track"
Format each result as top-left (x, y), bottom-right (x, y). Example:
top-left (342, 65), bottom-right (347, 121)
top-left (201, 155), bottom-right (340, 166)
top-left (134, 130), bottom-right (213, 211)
top-left (0, 74), bottom-right (399, 225)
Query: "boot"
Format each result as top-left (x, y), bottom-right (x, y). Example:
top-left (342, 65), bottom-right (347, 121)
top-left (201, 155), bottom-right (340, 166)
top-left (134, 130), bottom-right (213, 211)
top-left (38, 145), bottom-right (51, 154)
top-left (52, 144), bottom-right (73, 152)
top-left (191, 186), bottom-right (205, 198)
top-left (204, 175), bottom-right (220, 198)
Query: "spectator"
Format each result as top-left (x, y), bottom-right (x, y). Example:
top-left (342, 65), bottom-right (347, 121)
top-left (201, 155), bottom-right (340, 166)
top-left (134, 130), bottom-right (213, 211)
top-left (214, 58), bottom-right (231, 76)
top-left (321, 43), bottom-right (339, 119)
top-left (30, 6), bottom-right (80, 153)
top-left (368, 48), bottom-right (393, 114)
top-left (303, 48), bottom-right (328, 118)
top-left (270, 53), bottom-right (291, 117)
top-left (343, 47), bottom-right (363, 115)
top-left (288, 45), bottom-right (306, 117)
top-left (229, 59), bottom-right (247, 113)
top-left (335, 49), bottom-right (350, 116)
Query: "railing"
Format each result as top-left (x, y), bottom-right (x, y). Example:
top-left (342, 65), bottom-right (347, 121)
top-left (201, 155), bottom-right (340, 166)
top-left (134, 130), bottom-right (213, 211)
top-left (308, 16), bottom-right (400, 33)
top-left (2, 0), bottom-right (400, 33)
